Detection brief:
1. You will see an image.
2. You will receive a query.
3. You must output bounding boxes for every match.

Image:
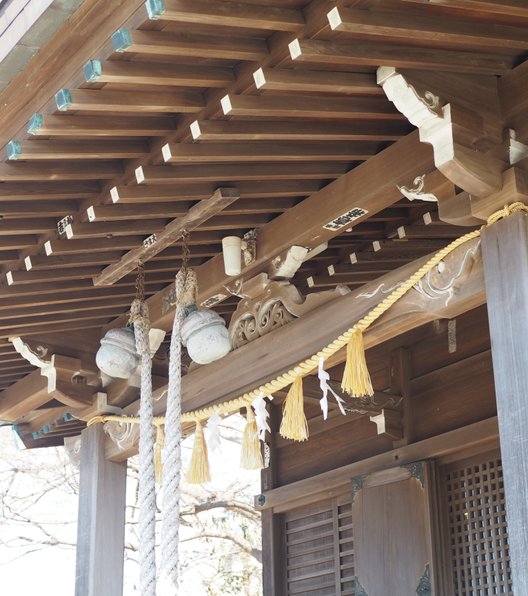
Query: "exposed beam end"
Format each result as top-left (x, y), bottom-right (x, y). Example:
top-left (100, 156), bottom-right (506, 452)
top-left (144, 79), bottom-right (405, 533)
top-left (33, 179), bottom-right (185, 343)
top-left (83, 59), bottom-right (102, 83)
top-left (146, 0), bottom-right (165, 20)
top-left (55, 89), bottom-right (73, 112)
top-left (111, 28), bottom-right (132, 53)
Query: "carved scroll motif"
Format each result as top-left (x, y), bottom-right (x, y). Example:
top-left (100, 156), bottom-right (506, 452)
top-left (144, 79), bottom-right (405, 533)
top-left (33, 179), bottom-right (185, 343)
top-left (104, 419), bottom-right (140, 452)
top-left (228, 274), bottom-right (349, 349)
top-left (378, 66), bottom-right (503, 196)
top-left (397, 175), bottom-right (438, 203)
top-left (64, 435), bottom-right (82, 469)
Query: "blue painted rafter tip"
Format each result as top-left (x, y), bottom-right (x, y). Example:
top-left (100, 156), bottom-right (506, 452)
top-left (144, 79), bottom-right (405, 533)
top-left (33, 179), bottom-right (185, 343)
top-left (55, 88), bottom-right (73, 111)
top-left (112, 28), bottom-right (132, 52)
top-left (27, 113), bottom-right (43, 135)
top-left (84, 59), bottom-right (102, 82)
top-left (6, 140), bottom-right (21, 160)
top-left (146, 0), bottom-right (165, 20)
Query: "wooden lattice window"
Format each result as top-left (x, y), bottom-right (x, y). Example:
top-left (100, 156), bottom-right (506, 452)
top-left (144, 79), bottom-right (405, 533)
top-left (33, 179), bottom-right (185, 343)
top-left (443, 454), bottom-right (512, 595)
top-left (284, 495), bottom-right (355, 595)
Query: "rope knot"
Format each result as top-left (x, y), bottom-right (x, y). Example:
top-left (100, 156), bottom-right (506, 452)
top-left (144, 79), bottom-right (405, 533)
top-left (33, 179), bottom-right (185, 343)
top-left (486, 202), bottom-right (528, 226)
top-left (175, 268), bottom-right (198, 309)
top-left (129, 297), bottom-right (149, 326)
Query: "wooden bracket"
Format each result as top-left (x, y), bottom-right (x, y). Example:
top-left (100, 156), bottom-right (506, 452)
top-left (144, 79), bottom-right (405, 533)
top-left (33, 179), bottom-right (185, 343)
top-left (370, 408), bottom-right (403, 440)
top-left (378, 67), bottom-right (505, 197)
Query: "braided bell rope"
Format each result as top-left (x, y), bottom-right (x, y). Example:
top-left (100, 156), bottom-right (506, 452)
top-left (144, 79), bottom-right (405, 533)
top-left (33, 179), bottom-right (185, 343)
top-left (130, 298), bottom-right (157, 596)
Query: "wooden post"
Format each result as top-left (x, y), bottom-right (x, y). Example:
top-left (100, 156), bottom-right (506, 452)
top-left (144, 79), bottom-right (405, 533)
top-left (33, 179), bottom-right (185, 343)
top-left (481, 210), bottom-right (528, 593)
top-left (260, 404), bottom-right (284, 595)
top-left (75, 424), bottom-right (127, 596)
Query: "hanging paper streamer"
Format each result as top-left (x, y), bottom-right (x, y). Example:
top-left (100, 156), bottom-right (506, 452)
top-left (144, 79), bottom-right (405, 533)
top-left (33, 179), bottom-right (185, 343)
top-left (318, 357), bottom-right (346, 420)
top-left (251, 392), bottom-right (271, 441)
top-left (205, 412), bottom-right (222, 454)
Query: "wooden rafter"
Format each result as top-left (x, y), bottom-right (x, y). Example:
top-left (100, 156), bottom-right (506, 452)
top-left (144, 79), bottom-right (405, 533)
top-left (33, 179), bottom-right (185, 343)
top-left (93, 188), bottom-right (240, 286)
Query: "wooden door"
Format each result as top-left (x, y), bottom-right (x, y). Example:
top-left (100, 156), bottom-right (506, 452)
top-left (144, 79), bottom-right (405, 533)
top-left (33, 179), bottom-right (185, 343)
top-left (351, 462), bottom-right (435, 595)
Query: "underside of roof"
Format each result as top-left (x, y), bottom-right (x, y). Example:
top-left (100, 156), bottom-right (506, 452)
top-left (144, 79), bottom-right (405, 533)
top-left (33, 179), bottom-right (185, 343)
top-left (0, 0), bottom-right (526, 446)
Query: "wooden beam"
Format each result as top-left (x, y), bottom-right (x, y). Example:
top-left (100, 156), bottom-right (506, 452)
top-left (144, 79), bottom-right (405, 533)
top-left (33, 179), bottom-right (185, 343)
top-left (106, 234), bottom-right (485, 461)
top-left (111, 28), bottom-right (268, 61)
top-left (402, 0), bottom-right (528, 18)
top-left (253, 67), bottom-right (382, 95)
top-left (289, 38), bottom-right (513, 75)
top-left (481, 211), bottom-right (528, 593)
top-left (83, 58), bottom-right (234, 88)
top-left (190, 119), bottom-right (409, 142)
top-left (0, 200), bottom-right (77, 217)
top-left (28, 113), bottom-right (175, 137)
top-left (135, 162), bottom-right (349, 184)
top-left (94, 188), bottom-right (240, 286)
top-left (7, 139), bottom-right (148, 161)
top-left (64, 220), bottom-right (165, 240)
top-left (328, 6), bottom-right (528, 49)
top-left (0, 180), bottom-right (99, 200)
top-left (257, 418), bottom-right (498, 512)
top-left (140, 130), bottom-right (434, 331)
top-left (55, 88), bottom-right (204, 114)
top-left (75, 424), bottom-right (126, 596)
top-left (162, 141), bottom-right (380, 163)
top-left (0, 370), bottom-right (49, 422)
top-left (0, 161), bottom-right (122, 181)
top-left (221, 93), bottom-right (403, 120)
top-left (7, 267), bottom-right (102, 286)
top-left (45, 237), bottom-right (146, 255)
top-left (145, 0), bottom-right (304, 31)
top-left (110, 180), bottom-right (323, 203)
top-left (88, 199), bottom-right (294, 221)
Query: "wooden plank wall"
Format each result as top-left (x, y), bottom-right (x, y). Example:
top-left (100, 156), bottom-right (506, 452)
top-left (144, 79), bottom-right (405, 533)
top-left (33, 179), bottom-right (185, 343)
top-left (274, 305), bottom-right (495, 486)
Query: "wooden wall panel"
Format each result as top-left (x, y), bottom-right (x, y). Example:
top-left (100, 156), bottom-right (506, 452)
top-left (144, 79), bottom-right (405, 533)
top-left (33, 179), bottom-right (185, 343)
top-left (411, 351), bottom-right (496, 442)
top-left (277, 417), bottom-right (393, 486)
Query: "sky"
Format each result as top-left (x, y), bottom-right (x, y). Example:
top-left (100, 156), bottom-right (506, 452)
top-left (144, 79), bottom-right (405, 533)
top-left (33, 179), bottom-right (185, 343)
top-left (0, 417), bottom-right (262, 596)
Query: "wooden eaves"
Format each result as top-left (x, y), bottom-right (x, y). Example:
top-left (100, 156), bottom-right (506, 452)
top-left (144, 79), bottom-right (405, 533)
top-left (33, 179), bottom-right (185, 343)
top-left (0, 0), bottom-right (525, 447)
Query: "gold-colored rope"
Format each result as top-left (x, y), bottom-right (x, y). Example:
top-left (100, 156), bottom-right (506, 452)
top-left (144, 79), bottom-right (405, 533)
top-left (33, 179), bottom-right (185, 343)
top-left (88, 203), bottom-right (528, 431)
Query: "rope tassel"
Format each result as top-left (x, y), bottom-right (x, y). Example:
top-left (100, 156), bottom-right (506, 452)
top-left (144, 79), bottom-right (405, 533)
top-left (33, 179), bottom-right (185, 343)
top-left (186, 421), bottom-right (211, 484)
top-left (279, 377), bottom-right (308, 441)
top-left (240, 407), bottom-right (263, 470)
top-left (341, 328), bottom-right (373, 397)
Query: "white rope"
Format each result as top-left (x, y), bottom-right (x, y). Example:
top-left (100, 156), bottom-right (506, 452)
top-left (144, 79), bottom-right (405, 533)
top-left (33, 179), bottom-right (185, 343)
top-left (132, 299), bottom-right (157, 596)
top-left (160, 269), bottom-right (197, 593)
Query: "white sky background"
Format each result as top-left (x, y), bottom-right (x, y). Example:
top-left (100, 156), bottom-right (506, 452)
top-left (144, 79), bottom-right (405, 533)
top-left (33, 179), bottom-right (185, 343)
top-left (0, 416), bottom-right (261, 596)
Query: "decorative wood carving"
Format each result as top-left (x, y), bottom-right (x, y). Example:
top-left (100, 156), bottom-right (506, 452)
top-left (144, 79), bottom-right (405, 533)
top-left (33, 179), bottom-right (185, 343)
top-left (378, 66), bottom-right (504, 197)
top-left (397, 175), bottom-right (438, 203)
top-left (401, 461), bottom-right (426, 489)
top-left (104, 419), bottom-right (140, 452)
top-left (416, 564), bottom-right (432, 596)
top-left (11, 336), bottom-right (101, 410)
top-left (64, 435), bottom-right (82, 469)
top-left (228, 273), bottom-right (349, 348)
top-left (353, 577), bottom-right (368, 596)
top-left (351, 474), bottom-right (367, 504)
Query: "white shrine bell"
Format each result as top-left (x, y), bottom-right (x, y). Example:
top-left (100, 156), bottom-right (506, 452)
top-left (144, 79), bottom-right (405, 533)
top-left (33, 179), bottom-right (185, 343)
top-left (181, 306), bottom-right (231, 365)
top-left (96, 326), bottom-right (139, 379)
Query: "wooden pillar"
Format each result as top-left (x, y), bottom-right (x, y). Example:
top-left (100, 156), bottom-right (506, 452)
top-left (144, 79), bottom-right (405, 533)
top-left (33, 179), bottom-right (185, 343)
top-left (75, 423), bottom-right (127, 596)
top-left (260, 404), bottom-right (284, 596)
top-left (481, 210), bottom-right (528, 593)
